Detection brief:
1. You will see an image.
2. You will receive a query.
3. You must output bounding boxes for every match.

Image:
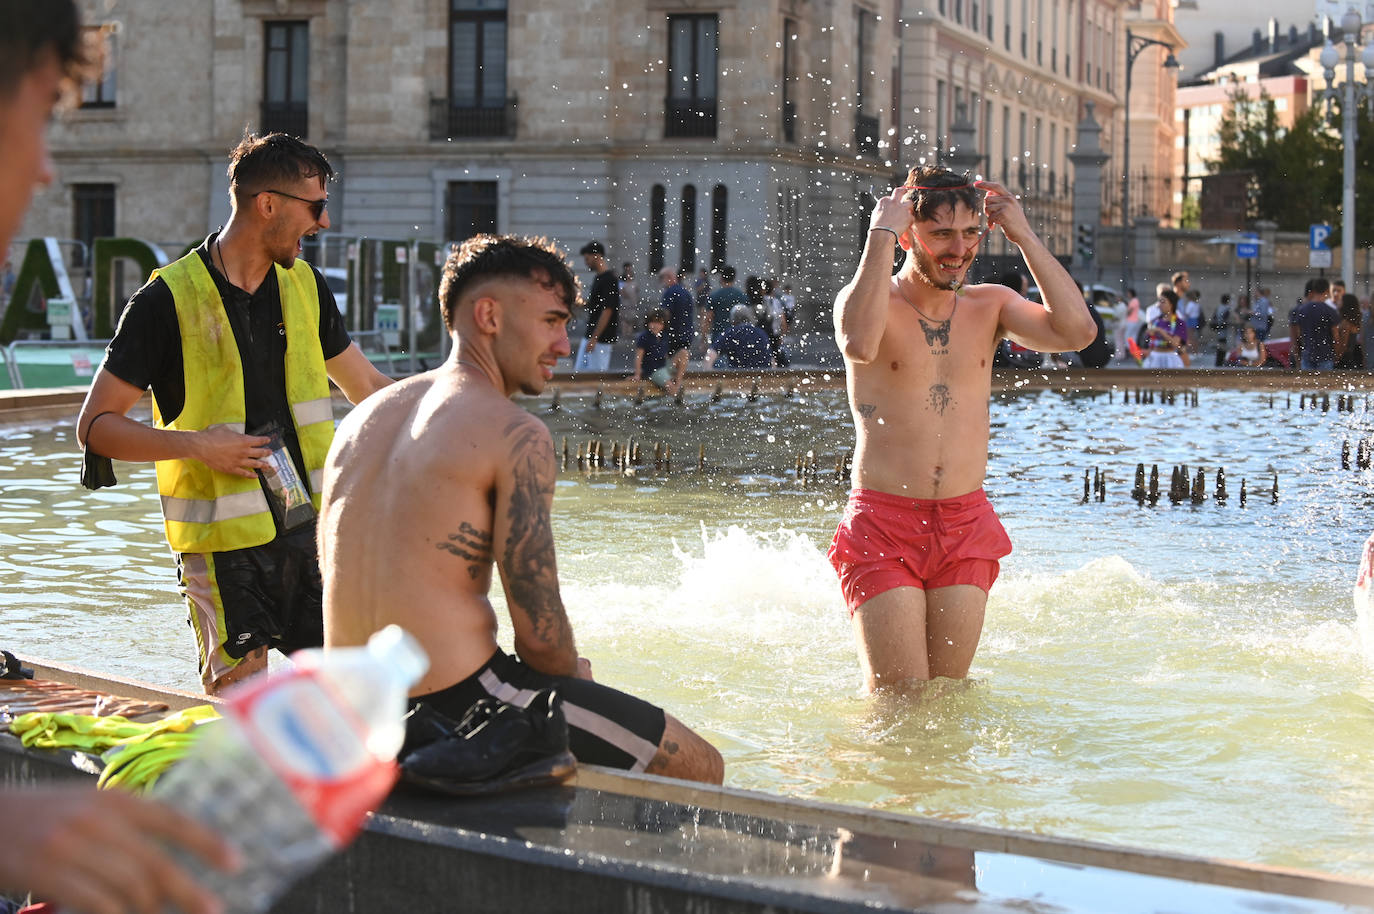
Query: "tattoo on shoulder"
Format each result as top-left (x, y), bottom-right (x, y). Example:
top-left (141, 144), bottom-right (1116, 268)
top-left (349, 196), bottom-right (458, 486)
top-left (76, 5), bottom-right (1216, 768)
top-left (857, 403), bottom-right (877, 419)
top-left (502, 419), bottom-right (574, 652)
top-left (436, 521), bottom-right (493, 579)
top-left (929, 384), bottom-right (953, 415)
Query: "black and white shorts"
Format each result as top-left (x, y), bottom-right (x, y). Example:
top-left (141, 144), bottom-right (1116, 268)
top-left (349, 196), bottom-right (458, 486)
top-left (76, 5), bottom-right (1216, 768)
top-left (177, 523), bottom-right (324, 690)
top-left (411, 648), bottom-right (667, 772)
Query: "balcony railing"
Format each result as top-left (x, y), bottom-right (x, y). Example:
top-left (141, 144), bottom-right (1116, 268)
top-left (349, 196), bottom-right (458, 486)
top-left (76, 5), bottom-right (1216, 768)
top-left (665, 97), bottom-right (717, 138)
top-left (429, 96), bottom-right (518, 140)
top-left (855, 112), bottom-right (879, 156)
top-left (261, 101), bottom-right (308, 138)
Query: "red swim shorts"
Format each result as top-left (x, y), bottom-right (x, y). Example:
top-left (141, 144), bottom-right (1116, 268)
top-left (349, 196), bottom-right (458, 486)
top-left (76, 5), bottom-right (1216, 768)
top-left (827, 487), bottom-right (1013, 616)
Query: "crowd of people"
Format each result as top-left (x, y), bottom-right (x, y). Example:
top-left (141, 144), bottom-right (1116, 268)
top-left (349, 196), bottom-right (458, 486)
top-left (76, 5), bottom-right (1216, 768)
top-left (566, 249), bottom-right (801, 392)
top-left (1105, 272), bottom-right (1374, 371)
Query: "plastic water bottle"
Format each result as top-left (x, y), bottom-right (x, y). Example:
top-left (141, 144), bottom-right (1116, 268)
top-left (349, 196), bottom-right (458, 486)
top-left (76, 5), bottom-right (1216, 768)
top-left (150, 626), bottom-right (429, 913)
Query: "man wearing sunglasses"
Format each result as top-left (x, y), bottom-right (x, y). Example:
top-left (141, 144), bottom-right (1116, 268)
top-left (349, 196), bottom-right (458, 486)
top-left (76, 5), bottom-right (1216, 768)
top-left (78, 131), bottom-right (393, 694)
top-left (827, 165), bottom-right (1095, 693)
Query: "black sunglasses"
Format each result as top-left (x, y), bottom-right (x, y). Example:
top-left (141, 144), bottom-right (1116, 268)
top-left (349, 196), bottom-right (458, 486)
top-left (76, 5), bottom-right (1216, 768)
top-left (258, 189), bottom-right (328, 221)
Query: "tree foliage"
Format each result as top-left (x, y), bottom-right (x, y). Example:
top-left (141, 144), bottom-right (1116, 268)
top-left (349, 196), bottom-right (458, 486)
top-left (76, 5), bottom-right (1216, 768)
top-left (1209, 87), bottom-right (1354, 237)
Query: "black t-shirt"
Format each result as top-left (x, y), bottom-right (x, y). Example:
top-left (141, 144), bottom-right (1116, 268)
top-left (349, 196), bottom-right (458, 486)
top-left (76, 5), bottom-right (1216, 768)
top-left (584, 270), bottom-right (620, 343)
top-left (103, 234), bottom-right (351, 474)
top-left (1076, 302), bottom-right (1113, 368)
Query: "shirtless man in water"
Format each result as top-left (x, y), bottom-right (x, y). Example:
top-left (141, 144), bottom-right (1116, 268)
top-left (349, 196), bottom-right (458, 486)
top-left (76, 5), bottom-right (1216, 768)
top-left (319, 234), bottom-right (722, 784)
top-left (828, 166), bottom-right (1095, 692)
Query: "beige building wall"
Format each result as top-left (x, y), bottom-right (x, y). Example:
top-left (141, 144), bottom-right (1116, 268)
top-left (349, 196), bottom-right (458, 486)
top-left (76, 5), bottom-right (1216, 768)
top-left (22, 0), bottom-right (1190, 312)
top-left (1121, 0), bottom-right (1183, 229)
top-left (897, 0), bottom-right (1122, 266)
top-left (23, 0), bottom-right (910, 325)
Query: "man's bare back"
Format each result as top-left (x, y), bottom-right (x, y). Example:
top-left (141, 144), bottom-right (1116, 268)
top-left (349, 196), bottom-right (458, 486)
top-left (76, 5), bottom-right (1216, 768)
top-left (320, 235), bottom-right (722, 783)
top-left (322, 366), bottom-right (554, 694)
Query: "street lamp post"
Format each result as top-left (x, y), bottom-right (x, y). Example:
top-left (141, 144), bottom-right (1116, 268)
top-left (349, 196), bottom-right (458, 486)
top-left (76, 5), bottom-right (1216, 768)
top-left (1121, 29), bottom-right (1180, 292)
top-left (1319, 8), bottom-right (1374, 292)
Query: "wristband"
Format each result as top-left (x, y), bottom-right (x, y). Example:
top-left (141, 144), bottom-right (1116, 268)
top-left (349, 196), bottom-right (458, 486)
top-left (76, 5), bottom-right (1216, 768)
top-left (869, 226), bottom-right (900, 242)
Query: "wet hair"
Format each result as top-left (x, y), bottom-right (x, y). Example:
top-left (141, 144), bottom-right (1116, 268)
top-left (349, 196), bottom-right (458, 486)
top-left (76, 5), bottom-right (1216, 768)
top-left (902, 165), bottom-right (983, 222)
top-left (439, 234), bottom-right (579, 330)
top-left (0, 0), bottom-right (96, 102)
top-left (1305, 276), bottom-right (1331, 297)
top-left (720, 265), bottom-right (737, 284)
top-left (227, 131), bottom-right (334, 204)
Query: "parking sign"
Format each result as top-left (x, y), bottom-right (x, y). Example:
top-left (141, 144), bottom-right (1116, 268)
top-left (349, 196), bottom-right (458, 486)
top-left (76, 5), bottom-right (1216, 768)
top-left (1311, 223), bottom-right (1333, 268)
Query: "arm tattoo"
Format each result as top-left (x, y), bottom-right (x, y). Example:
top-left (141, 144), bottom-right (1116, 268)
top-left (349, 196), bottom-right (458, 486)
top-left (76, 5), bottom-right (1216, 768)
top-left (856, 403), bottom-right (877, 419)
top-left (502, 419), bottom-right (574, 653)
top-left (436, 522), bottom-right (492, 579)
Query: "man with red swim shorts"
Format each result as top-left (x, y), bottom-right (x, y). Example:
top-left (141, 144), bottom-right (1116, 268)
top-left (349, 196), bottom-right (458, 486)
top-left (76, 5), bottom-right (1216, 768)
top-left (828, 165), bottom-right (1095, 692)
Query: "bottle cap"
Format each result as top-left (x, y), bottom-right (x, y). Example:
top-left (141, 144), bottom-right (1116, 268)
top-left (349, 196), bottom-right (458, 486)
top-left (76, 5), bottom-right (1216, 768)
top-left (366, 625), bottom-right (429, 688)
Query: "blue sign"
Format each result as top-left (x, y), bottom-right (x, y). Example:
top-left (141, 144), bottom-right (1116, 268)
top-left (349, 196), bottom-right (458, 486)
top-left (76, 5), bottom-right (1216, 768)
top-left (1311, 224), bottom-right (1332, 251)
top-left (1237, 232), bottom-right (1259, 260)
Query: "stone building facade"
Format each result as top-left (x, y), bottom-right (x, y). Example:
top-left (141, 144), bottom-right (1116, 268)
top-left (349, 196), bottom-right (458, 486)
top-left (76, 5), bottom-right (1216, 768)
top-left (18, 0), bottom-right (1181, 327)
top-left (23, 0), bottom-right (906, 330)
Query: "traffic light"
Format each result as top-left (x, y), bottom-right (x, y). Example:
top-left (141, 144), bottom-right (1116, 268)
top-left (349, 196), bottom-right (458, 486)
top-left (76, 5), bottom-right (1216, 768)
top-left (1076, 223), bottom-right (1095, 261)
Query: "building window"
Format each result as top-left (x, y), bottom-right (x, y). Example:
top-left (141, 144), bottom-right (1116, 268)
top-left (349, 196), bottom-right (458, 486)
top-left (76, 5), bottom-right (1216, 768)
top-left (711, 185), bottom-right (728, 271)
top-left (666, 15), bottom-right (717, 139)
top-left (782, 19), bottom-right (798, 143)
top-left (854, 7), bottom-right (878, 156)
top-left (73, 184), bottom-right (115, 268)
top-left (936, 80), bottom-right (947, 152)
top-left (650, 185), bottom-right (666, 274)
top-left (445, 181), bottom-right (498, 243)
top-left (679, 186), bottom-right (698, 273)
top-left (262, 21), bottom-right (309, 137)
top-left (81, 27), bottom-right (116, 108)
top-left (437, 0), bottom-right (512, 139)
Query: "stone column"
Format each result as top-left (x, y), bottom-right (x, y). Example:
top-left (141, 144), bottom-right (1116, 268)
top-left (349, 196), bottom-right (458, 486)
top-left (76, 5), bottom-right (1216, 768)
top-left (1068, 102), bottom-right (1110, 279)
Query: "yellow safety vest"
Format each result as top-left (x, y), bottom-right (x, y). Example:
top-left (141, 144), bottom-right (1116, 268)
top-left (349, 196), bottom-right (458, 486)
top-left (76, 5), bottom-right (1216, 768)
top-left (150, 252), bottom-right (335, 553)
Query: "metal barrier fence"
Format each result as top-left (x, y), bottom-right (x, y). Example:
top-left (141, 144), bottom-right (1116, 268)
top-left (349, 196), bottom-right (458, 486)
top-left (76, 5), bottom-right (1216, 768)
top-left (4, 339), bottom-right (109, 389)
top-left (350, 330), bottom-right (398, 375)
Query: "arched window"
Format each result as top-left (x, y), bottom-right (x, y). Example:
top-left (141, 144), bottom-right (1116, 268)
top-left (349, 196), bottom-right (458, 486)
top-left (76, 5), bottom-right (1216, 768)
top-left (680, 185), bottom-right (697, 273)
top-left (649, 184), bottom-right (666, 273)
top-left (710, 184), bottom-right (728, 271)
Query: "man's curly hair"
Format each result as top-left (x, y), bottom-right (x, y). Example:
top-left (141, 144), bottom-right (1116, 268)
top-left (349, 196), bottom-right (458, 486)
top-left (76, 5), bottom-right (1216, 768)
top-left (439, 235), bottom-right (581, 329)
top-left (902, 165), bottom-right (984, 221)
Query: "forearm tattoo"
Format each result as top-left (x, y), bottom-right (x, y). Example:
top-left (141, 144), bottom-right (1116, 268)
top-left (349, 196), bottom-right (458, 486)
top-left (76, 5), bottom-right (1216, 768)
top-left (502, 420), bottom-right (574, 653)
top-left (857, 403), bottom-right (877, 419)
top-left (436, 521), bottom-right (492, 580)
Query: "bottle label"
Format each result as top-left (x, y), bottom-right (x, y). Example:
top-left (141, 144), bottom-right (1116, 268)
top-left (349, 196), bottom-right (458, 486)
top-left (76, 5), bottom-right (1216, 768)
top-left (230, 670), bottom-right (398, 845)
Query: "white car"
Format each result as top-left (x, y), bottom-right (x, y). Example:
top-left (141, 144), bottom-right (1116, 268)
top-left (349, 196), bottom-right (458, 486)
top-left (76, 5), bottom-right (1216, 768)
top-left (322, 267), bottom-right (350, 316)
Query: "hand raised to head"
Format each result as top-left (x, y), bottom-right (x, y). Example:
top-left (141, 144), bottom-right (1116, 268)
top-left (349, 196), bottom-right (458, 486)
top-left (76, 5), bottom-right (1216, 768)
top-left (868, 185), bottom-right (916, 239)
top-left (976, 180), bottom-right (1033, 246)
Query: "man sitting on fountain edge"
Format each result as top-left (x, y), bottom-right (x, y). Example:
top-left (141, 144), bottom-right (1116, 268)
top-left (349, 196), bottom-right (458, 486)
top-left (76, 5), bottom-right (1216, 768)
top-left (828, 166), bottom-right (1096, 692)
top-left (318, 233), bottom-right (723, 785)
